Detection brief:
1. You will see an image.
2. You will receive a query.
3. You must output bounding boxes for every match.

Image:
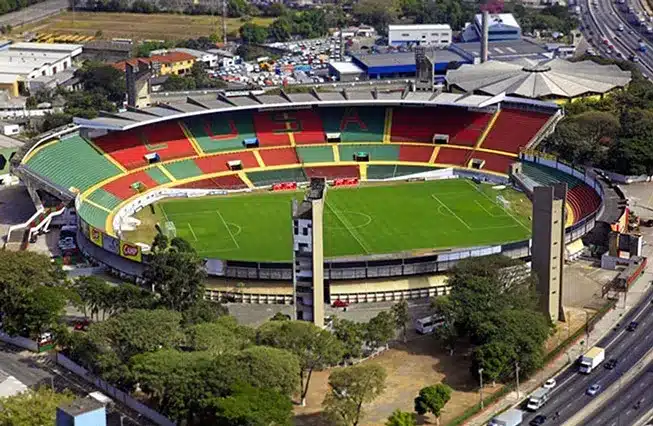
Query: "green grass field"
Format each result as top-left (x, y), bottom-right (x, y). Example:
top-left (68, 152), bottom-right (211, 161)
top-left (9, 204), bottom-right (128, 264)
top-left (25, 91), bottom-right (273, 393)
top-left (127, 179), bottom-right (532, 261)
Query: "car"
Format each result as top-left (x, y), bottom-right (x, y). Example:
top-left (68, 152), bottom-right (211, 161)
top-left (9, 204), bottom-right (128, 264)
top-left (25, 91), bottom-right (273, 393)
top-left (73, 319), bottom-right (90, 331)
top-left (587, 384), bottom-right (601, 396)
top-left (627, 321), bottom-right (639, 331)
top-left (530, 415), bottom-right (547, 426)
top-left (543, 378), bottom-right (556, 389)
top-left (604, 358), bottom-right (618, 369)
top-left (332, 299), bottom-right (349, 308)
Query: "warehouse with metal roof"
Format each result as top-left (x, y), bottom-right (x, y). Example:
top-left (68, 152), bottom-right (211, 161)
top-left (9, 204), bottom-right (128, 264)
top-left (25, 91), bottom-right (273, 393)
top-left (445, 58), bottom-right (632, 102)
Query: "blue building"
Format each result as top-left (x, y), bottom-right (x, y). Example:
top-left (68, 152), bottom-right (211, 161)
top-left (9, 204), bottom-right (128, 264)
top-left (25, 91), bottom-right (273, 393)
top-left (56, 398), bottom-right (106, 426)
top-left (461, 13), bottom-right (521, 42)
top-left (351, 49), bottom-right (470, 80)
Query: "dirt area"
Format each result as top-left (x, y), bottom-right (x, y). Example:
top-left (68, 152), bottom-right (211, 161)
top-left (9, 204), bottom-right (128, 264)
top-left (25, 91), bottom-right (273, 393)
top-left (18, 11), bottom-right (275, 42)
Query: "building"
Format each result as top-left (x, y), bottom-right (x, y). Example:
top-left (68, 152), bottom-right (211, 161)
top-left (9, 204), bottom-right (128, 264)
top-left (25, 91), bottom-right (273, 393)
top-left (113, 52), bottom-right (195, 76)
top-left (446, 58), bottom-right (632, 103)
top-left (0, 42), bottom-right (82, 97)
top-left (328, 61), bottom-right (365, 82)
top-left (292, 178), bottom-right (326, 327)
top-left (207, 49), bottom-right (240, 68)
top-left (0, 133), bottom-right (21, 186)
top-left (151, 48), bottom-right (218, 68)
top-left (351, 49), bottom-right (469, 80)
top-left (80, 40), bottom-right (134, 63)
top-left (56, 397), bottom-right (106, 426)
top-left (461, 13), bottom-right (521, 42)
top-left (388, 24), bottom-right (452, 47)
top-left (531, 184), bottom-right (566, 322)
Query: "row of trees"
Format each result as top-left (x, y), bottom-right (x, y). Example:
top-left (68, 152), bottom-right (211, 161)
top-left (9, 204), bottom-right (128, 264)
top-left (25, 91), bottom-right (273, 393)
top-left (240, 9), bottom-right (330, 44)
top-left (542, 57), bottom-right (653, 176)
top-left (0, 0), bottom-right (45, 16)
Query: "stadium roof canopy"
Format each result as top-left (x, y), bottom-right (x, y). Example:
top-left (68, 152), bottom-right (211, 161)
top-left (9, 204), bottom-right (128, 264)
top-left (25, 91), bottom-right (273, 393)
top-left (74, 89), bottom-right (556, 131)
top-left (446, 58), bottom-right (632, 99)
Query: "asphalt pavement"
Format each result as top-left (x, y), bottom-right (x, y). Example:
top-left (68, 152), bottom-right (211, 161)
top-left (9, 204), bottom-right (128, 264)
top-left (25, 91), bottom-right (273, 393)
top-left (1, 0), bottom-right (68, 28)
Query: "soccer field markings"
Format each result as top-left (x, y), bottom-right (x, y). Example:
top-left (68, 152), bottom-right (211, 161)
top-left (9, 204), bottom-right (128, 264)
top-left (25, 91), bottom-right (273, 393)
top-left (216, 209), bottom-right (240, 250)
top-left (325, 202), bottom-right (372, 254)
top-left (463, 180), bottom-right (531, 232)
top-left (187, 223), bottom-right (198, 241)
top-left (474, 200), bottom-right (505, 218)
top-left (430, 194), bottom-right (472, 231)
top-left (325, 211), bottom-right (372, 230)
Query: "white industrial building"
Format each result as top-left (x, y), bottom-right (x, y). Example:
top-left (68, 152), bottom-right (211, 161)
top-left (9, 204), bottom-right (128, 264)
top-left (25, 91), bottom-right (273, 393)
top-left (388, 24), bottom-right (452, 47)
top-left (0, 42), bottom-right (82, 97)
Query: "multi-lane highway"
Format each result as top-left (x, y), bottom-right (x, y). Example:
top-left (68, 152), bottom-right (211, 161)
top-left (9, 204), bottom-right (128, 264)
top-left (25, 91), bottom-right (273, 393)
top-left (520, 287), bottom-right (653, 425)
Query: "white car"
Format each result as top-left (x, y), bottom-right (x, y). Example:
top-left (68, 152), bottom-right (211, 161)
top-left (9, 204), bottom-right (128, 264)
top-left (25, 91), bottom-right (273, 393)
top-left (543, 379), bottom-right (556, 389)
top-left (587, 384), bottom-right (601, 396)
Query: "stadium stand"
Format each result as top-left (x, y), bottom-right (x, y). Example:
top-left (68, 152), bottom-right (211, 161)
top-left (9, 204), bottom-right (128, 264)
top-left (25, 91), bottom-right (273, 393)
top-left (102, 171), bottom-right (159, 200)
top-left (86, 188), bottom-right (123, 211)
top-left (163, 159), bottom-right (204, 180)
top-left (183, 112), bottom-right (257, 153)
top-left (339, 144), bottom-right (400, 162)
top-left (319, 107), bottom-right (385, 142)
top-left (367, 165), bottom-right (436, 179)
top-left (194, 151), bottom-right (260, 174)
top-left (247, 168), bottom-right (307, 186)
top-left (398, 144), bottom-right (435, 163)
top-left (78, 201), bottom-right (109, 230)
top-left (146, 166), bottom-right (172, 185)
top-left (567, 185), bottom-right (602, 220)
top-left (174, 175), bottom-right (247, 190)
top-left (94, 122), bottom-right (197, 170)
top-left (259, 147), bottom-right (300, 166)
top-left (253, 111), bottom-right (299, 146)
top-left (295, 146), bottom-right (335, 163)
top-left (24, 134), bottom-right (121, 192)
top-left (481, 109), bottom-right (551, 153)
top-left (291, 109), bottom-right (327, 145)
top-left (469, 151), bottom-right (515, 174)
top-left (432, 147), bottom-right (469, 167)
top-left (391, 107), bottom-right (492, 146)
top-left (521, 163), bottom-right (581, 189)
top-left (304, 165), bottom-right (360, 179)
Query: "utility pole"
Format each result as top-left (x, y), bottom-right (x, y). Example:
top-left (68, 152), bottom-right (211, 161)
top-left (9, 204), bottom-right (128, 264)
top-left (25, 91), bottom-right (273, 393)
top-left (222, 0), bottom-right (227, 45)
top-left (478, 368), bottom-right (484, 409)
top-left (515, 362), bottom-right (521, 398)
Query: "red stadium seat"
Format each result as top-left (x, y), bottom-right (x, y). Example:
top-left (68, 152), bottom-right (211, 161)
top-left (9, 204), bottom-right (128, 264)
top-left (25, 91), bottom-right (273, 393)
top-left (259, 147), bottom-right (300, 166)
top-left (103, 171), bottom-right (159, 200)
top-left (433, 147), bottom-right (469, 166)
top-left (398, 145), bottom-right (435, 162)
top-left (482, 109), bottom-right (552, 153)
top-left (175, 175), bottom-right (247, 190)
top-left (304, 165), bottom-right (360, 179)
top-left (194, 151), bottom-right (259, 174)
top-left (469, 152), bottom-right (515, 174)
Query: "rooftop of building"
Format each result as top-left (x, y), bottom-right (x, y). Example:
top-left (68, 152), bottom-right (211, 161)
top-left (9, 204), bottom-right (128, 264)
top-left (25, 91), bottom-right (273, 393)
top-left (8, 42), bottom-right (83, 53)
top-left (83, 40), bottom-right (134, 52)
top-left (353, 49), bottom-right (466, 68)
top-left (446, 58), bottom-right (632, 99)
top-left (329, 61), bottom-right (364, 74)
top-left (58, 397), bottom-right (106, 417)
top-left (452, 39), bottom-right (549, 60)
top-left (473, 12), bottom-right (520, 29)
top-left (389, 24), bottom-right (452, 31)
top-left (0, 134), bottom-right (23, 148)
top-left (113, 52), bottom-right (196, 71)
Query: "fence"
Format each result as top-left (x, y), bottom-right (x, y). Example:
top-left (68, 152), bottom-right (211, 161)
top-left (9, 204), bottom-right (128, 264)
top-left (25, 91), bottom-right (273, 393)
top-left (55, 353), bottom-right (176, 426)
top-left (0, 331), bottom-right (38, 352)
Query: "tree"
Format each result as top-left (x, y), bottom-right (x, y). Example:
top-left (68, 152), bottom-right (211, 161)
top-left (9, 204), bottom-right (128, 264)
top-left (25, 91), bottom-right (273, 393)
top-left (269, 16), bottom-right (292, 42)
top-left (270, 311), bottom-right (290, 321)
top-left (365, 311), bottom-right (395, 350)
top-left (239, 22), bottom-right (268, 44)
top-left (21, 286), bottom-right (67, 338)
top-left (265, 2), bottom-right (287, 17)
top-left (235, 346), bottom-right (301, 397)
top-left (41, 112), bottom-right (73, 132)
top-left (391, 300), bottom-right (410, 343)
top-left (76, 61), bottom-right (126, 104)
top-left (182, 298), bottom-right (228, 325)
top-left (332, 318), bottom-right (365, 363)
top-left (0, 387), bottom-right (75, 426)
top-left (74, 276), bottom-right (111, 321)
top-left (186, 319), bottom-right (252, 354)
top-left (471, 340), bottom-right (516, 386)
top-left (353, 0), bottom-right (398, 34)
top-left (205, 383), bottom-right (293, 426)
top-left (323, 364), bottom-right (387, 426)
top-left (257, 320), bottom-right (344, 405)
top-left (414, 384), bottom-right (452, 425)
top-left (143, 239), bottom-right (206, 312)
top-left (386, 409), bottom-right (417, 426)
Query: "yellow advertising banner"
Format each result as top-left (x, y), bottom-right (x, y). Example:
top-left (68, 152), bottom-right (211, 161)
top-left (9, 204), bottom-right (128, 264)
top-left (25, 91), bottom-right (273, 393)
top-left (119, 240), bottom-right (142, 263)
top-left (89, 226), bottom-right (103, 247)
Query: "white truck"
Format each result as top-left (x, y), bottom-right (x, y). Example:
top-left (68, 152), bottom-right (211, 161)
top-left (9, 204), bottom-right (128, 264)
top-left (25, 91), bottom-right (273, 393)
top-left (579, 346), bottom-right (605, 374)
top-left (526, 387), bottom-right (551, 411)
top-left (488, 408), bottom-right (523, 426)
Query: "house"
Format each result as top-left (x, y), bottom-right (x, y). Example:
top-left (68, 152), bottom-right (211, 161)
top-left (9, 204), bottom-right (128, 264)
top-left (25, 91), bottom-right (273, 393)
top-left (113, 52), bottom-right (196, 76)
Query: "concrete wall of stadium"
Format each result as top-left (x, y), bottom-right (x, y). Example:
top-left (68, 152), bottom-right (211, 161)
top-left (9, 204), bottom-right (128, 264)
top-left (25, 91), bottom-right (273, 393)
top-left (74, 159), bottom-right (605, 303)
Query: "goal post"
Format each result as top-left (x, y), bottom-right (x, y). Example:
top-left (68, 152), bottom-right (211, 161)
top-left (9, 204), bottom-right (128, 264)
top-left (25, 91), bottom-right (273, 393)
top-left (496, 195), bottom-right (511, 210)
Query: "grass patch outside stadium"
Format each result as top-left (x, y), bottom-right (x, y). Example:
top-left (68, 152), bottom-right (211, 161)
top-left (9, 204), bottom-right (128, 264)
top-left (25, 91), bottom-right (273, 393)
top-left (125, 179), bottom-right (533, 262)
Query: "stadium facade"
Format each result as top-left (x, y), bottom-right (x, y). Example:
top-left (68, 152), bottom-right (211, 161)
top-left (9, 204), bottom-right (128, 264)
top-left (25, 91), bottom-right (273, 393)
top-left (10, 90), bottom-right (621, 303)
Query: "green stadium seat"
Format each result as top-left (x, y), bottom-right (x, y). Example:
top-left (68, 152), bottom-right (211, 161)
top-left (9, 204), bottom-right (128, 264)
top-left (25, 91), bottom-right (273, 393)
top-left (338, 144), bottom-right (400, 162)
top-left (25, 134), bottom-right (121, 192)
top-left (319, 107), bottom-right (385, 142)
top-left (247, 168), bottom-right (307, 186)
top-left (78, 200), bottom-right (109, 230)
top-left (295, 146), bottom-right (334, 163)
top-left (164, 159), bottom-right (204, 180)
top-left (86, 188), bottom-right (123, 210)
top-left (146, 166), bottom-right (172, 185)
top-left (367, 165), bottom-right (437, 179)
top-left (521, 163), bottom-right (581, 189)
top-left (183, 112), bottom-right (257, 153)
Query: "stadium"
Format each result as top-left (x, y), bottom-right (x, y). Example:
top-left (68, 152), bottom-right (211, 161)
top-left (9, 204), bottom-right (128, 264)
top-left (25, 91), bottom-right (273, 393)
top-left (11, 89), bottom-right (608, 303)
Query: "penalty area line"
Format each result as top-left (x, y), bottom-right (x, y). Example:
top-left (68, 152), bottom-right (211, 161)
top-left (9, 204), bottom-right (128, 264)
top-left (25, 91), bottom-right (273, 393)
top-left (216, 210), bottom-right (240, 250)
top-left (431, 194), bottom-right (471, 230)
top-left (187, 223), bottom-right (198, 241)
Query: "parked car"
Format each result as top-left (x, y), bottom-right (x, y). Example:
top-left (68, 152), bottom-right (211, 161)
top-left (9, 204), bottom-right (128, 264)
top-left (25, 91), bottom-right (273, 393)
top-left (587, 384), bottom-right (601, 396)
top-left (332, 299), bottom-right (349, 308)
top-left (73, 319), bottom-right (90, 331)
top-left (543, 379), bottom-right (556, 389)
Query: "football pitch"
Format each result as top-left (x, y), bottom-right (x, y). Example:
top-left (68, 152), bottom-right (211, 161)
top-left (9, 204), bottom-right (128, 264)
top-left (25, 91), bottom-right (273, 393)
top-left (130, 179), bottom-right (532, 262)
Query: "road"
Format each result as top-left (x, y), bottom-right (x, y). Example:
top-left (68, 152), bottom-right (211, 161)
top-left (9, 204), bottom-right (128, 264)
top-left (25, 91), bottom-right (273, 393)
top-left (0, 0), bottom-right (68, 28)
top-left (520, 286), bottom-right (653, 425)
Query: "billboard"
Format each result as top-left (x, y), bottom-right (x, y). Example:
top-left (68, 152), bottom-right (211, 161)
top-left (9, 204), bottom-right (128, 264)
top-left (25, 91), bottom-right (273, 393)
top-left (119, 240), bottom-right (142, 262)
top-left (102, 234), bottom-right (120, 255)
top-left (89, 226), bottom-right (103, 247)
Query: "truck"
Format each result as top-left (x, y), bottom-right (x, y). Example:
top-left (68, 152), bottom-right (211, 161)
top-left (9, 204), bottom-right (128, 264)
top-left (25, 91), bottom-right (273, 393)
top-left (526, 387), bottom-right (551, 411)
top-left (574, 5), bottom-right (581, 14)
top-left (488, 409), bottom-right (523, 426)
top-left (579, 346), bottom-right (605, 373)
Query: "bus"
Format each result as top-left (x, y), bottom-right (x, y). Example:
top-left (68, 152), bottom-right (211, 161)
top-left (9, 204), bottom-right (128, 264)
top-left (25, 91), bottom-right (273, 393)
top-left (415, 315), bottom-right (446, 334)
